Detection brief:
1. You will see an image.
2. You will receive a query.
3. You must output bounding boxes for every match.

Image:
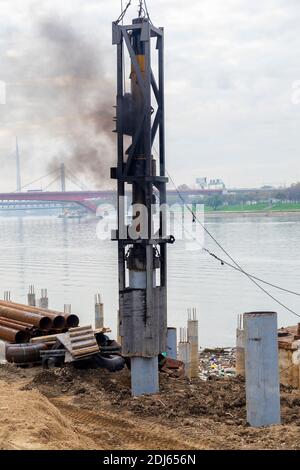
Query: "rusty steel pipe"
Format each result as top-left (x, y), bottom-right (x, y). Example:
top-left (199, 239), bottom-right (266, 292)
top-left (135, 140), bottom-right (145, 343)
top-left (0, 305), bottom-right (52, 330)
top-left (0, 300), bottom-right (68, 329)
top-left (0, 300), bottom-right (70, 318)
top-left (0, 325), bottom-right (30, 343)
top-left (0, 318), bottom-right (33, 332)
top-left (0, 317), bottom-right (35, 329)
top-left (6, 343), bottom-right (47, 363)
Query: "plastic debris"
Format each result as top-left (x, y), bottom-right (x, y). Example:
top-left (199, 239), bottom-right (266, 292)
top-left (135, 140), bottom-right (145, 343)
top-left (199, 347), bottom-right (236, 381)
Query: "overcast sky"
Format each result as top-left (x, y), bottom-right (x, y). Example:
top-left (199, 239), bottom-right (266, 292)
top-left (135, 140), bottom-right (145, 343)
top-left (0, 0), bottom-right (299, 190)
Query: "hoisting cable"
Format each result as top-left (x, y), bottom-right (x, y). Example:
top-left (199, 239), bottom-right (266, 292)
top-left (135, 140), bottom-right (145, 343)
top-left (138, 0), bottom-right (145, 18)
top-left (116, 1), bottom-right (152, 25)
top-left (143, 0), bottom-right (153, 24)
top-left (115, 0), bottom-right (132, 25)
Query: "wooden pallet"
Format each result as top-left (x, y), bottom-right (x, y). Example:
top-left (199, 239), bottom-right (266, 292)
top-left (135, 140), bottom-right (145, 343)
top-left (57, 326), bottom-right (99, 362)
top-left (30, 325), bottom-right (106, 362)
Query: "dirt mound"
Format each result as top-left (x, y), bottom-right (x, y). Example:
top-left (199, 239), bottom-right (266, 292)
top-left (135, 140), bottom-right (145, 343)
top-left (0, 380), bottom-right (94, 450)
top-left (23, 365), bottom-right (300, 427)
top-left (2, 364), bottom-right (300, 449)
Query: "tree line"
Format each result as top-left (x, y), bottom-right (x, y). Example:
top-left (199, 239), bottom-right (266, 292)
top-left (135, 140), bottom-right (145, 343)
top-left (172, 182), bottom-right (300, 210)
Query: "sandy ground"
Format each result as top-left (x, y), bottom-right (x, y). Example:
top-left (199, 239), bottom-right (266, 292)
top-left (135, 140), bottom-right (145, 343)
top-left (0, 363), bottom-right (300, 450)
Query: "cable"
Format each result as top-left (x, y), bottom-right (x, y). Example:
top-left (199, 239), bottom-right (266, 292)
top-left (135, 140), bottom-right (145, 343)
top-left (203, 248), bottom-right (300, 297)
top-left (121, 0), bottom-right (127, 94)
top-left (115, 0), bottom-right (132, 25)
top-left (15, 167), bottom-right (59, 192)
top-left (43, 175), bottom-right (60, 191)
top-left (66, 175), bottom-right (86, 191)
top-left (162, 163), bottom-right (300, 318)
top-left (138, 0), bottom-right (145, 18)
top-left (144, 0), bottom-right (153, 24)
top-left (116, 0), bottom-right (152, 25)
top-left (65, 169), bottom-right (88, 191)
top-left (153, 157), bottom-right (300, 298)
top-left (169, 207), bottom-right (300, 297)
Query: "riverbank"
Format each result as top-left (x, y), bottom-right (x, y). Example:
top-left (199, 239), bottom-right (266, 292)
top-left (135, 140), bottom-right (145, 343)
top-left (0, 357), bottom-right (300, 450)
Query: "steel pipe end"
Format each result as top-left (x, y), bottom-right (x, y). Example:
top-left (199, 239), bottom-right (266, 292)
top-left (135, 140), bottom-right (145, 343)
top-left (52, 315), bottom-right (66, 330)
top-left (15, 330), bottom-right (30, 344)
top-left (39, 317), bottom-right (53, 331)
top-left (65, 314), bottom-right (80, 328)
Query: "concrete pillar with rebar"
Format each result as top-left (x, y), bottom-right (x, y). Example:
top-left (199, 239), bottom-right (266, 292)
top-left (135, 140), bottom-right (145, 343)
top-left (28, 285), bottom-right (36, 307)
top-left (94, 294), bottom-right (104, 329)
top-left (4, 291), bottom-right (11, 302)
top-left (244, 311), bottom-right (281, 427)
top-left (178, 328), bottom-right (191, 379)
top-left (236, 314), bottom-right (245, 376)
top-left (187, 308), bottom-right (199, 378)
top-left (39, 289), bottom-right (49, 309)
top-left (64, 304), bottom-right (71, 316)
top-left (235, 315), bottom-right (245, 377)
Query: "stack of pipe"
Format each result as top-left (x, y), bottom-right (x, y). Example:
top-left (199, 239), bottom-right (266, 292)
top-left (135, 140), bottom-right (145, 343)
top-left (0, 300), bottom-right (79, 344)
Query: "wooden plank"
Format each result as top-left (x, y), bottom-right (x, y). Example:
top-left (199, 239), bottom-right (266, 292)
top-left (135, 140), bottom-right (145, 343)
top-left (31, 335), bottom-right (58, 343)
top-left (72, 340), bottom-right (97, 351)
top-left (70, 334), bottom-right (95, 343)
top-left (72, 346), bottom-right (99, 357)
top-left (69, 330), bottom-right (93, 339)
top-left (69, 325), bottom-right (92, 333)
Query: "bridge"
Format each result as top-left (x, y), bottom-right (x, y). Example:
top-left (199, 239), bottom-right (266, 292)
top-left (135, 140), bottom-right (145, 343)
top-left (0, 155), bottom-right (116, 213)
top-left (0, 143), bottom-right (227, 214)
top-left (3, 140), bottom-right (283, 214)
top-left (0, 188), bottom-right (225, 213)
top-left (0, 191), bottom-right (112, 213)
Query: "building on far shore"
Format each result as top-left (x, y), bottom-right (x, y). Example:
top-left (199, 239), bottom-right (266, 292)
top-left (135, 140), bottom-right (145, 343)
top-left (196, 177), bottom-right (226, 191)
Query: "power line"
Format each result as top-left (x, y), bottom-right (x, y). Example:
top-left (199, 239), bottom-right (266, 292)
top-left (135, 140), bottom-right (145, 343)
top-left (164, 167), bottom-right (300, 318)
top-left (203, 248), bottom-right (300, 297)
top-left (151, 147), bottom-right (299, 299)
top-left (173, 212), bottom-right (300, 297)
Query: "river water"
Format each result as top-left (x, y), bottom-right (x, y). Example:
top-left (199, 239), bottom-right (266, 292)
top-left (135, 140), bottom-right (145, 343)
top-left (0, 213), bottom-right (299, 347)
